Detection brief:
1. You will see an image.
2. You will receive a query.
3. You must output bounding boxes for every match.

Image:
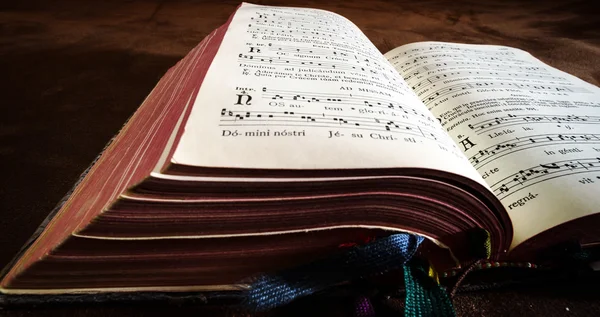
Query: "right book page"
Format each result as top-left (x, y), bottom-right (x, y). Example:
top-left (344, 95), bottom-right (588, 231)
top-left (385, 42), bottom-right (600, 249)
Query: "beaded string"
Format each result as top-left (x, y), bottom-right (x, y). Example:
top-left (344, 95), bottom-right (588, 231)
top-left (442, 260), bottom-right (539, 278)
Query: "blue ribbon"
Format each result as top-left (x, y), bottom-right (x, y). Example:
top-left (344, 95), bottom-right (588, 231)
top-left (243, 233), bottom-right (424, 312)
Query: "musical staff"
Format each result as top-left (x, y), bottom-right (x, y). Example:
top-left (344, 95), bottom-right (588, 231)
top-left (260, 87), bottom-right (435, 122)
top-left (247, 25), bottom-right (339, 36)
top-left (400, 61), bottom-right (549, 80)
top-left (253, 12), bottom-right (336, 28)
top-left (245, 7), bottom-right (386, 75)
top-left (219, 108), bottom-right (443, 140)
top-left (264, 43), bottom-right (389, 70)
top-left (412, 70), bottom-right (567, 91)
top-left (266, 43), bottom-right (349, 56)
top-left (491, 158), bottom-right (600, 199)
top-left (469, 133), bottom-right (600, 169)
top-left (401, 52), bottom-right (523, 67)
top-left (267, 44), bottom-right (378, 62)
top-left (422, 82), bottom-right (590, 106)
top-left (389, 45), bottom-right (517, 57)
top-left (468, 114), bottom-right (600, 134)
top-left (238, 54), bottom-right (381, 74)
top-left (396, 54), bottom-right (529, 73)
top-left (248, 14), bottom-right (367, 43)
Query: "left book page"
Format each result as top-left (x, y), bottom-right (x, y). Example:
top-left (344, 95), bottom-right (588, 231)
top-left (171, 3), bottom-right (480, 181)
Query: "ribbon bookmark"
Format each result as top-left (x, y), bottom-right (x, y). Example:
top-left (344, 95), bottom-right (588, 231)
top-left (242, 233), bottom-right (424, 312)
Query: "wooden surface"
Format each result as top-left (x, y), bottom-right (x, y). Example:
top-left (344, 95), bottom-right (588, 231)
top-left (1, 0), bottom-right (599, 315)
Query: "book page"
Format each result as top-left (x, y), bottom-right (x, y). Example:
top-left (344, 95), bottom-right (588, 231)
top-left (386, 42), bottom-right (600, 248)
top-left (172, 4), bottom-right (482, 183)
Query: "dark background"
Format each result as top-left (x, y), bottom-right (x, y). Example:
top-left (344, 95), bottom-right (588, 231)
top-left (1, 0), bottom-right (599, 315)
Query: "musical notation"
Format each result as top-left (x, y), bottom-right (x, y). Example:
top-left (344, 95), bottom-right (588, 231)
top-left (251, 11), bottom-right (357, 38)
top-left (253, 11), bottom-right (336, 27)
top-left (396, 56), bottom-right (529, 75)
top-left (389, 45), bottom-right (516, 57)
top-left (411, 70), bottom-right (567, 91)
top-left (468, 114), bottom-right (600, 134)
top-left (422, 82), bottom-right (589, 106)
top-left (219, 108), bottom-right (443, 140)
top-left (264, 43), bottom-right (389, 70)
top-left (261, 88), bottom-right (436, 122)
top-left (267, 44), bottom-right (378, 62)
top-left (266, 43), bottom-right (349, 56)
top-left (469, 133), bottom-right (600, 169)
top-left (491, 157), bottom-right (600, 199)
top-left (247, 25), bottom-right (339, 37)
top-left (400, 61), bottom-right (549, 80)
top-left (247, 16), bottom-right (367, 43)
top-left (238, 54), bottom-right (382, 74)
top-left (395, 53), bottom-right (524, 70)
top-left (243, 6), bottom-right (392, 79)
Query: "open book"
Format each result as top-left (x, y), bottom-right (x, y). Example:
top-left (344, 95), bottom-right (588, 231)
top-left (2, 3), bottom-right (599, 295)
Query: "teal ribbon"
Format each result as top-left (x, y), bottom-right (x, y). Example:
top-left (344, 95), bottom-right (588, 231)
top-left (242, 233), bottom-right (456, 316)
top-left (404, 261), bottom-right (456, 317)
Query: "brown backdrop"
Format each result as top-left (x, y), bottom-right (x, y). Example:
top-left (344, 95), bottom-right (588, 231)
top-left (1, 0), bottom-right (599, 315)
